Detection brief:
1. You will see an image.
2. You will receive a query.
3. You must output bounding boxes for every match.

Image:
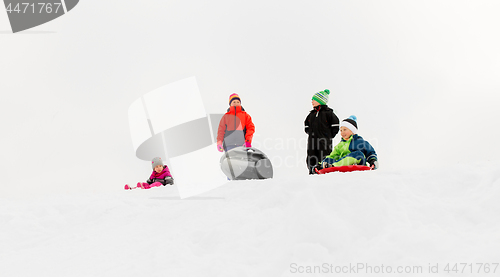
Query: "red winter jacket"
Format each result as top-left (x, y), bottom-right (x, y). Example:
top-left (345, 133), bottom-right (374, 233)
top-left (217, 106), bottom-right (255, 149)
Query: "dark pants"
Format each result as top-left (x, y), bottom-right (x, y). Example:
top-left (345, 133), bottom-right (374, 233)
top-left (306, 137), bottom-right (332, 174)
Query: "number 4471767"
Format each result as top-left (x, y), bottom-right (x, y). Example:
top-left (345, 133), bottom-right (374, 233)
top-left (444, 263), bottom-right (499, 274)
top-left (5, 3), bottom-right (62, 14)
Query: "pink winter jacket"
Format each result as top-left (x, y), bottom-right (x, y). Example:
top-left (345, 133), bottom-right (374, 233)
top-left (149, 166), bottom-right (172, 180)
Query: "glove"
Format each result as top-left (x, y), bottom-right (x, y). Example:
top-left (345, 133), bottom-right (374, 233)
top-left (244, 142), bottom-right (251, 148)
top-left (217, 144), bottom-right (224, 152)
top-left (165, 177), bottom-right (174, 185)
top-left (146, 178), bottom-right (153, 184)
top-left (322, 158), bottom-right (335, 169)
top-left (369, 160), bottom-right (379, 170)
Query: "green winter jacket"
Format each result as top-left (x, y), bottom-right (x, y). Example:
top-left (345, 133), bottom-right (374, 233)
top-left (327, 136), bottom-right (353, 160)
top-left (326, 134), bottom-right (378, 165)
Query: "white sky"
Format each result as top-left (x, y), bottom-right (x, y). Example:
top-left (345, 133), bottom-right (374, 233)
top-left (1, 0), bottom-right (499, 195)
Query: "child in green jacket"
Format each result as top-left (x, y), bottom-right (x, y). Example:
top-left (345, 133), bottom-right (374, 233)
top-left (320, 115), bottom-right (379, 170)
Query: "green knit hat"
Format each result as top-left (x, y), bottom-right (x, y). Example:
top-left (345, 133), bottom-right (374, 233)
top-left (312, 89), bottom-right (330, 105)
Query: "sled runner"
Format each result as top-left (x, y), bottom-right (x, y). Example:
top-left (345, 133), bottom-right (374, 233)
top-left (220, 147), bottom-right (273, 180)
top-left (315, 165), bottom-right (372, 174)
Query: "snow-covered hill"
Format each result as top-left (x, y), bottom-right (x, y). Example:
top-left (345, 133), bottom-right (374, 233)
top-left (2, 162), bottom-right (499, 276)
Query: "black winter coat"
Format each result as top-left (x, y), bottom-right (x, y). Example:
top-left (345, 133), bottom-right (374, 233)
top-left (304, 105), bottom-right (340, 141)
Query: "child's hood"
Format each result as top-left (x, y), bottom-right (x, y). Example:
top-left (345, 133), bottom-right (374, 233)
top-left (226, 105), bottom-right (245, 113)
top-left (150, 166), bottom-right (172, 178)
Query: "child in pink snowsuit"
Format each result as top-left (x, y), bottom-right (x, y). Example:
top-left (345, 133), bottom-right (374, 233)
top-left (125, 157), bottom-right (174, 190)
top-left (145, 157), bottom-right (174, 188)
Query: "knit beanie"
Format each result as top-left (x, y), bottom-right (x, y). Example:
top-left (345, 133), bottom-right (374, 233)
top-left (312, 89), bottom-right (330, 105)
top-left (340, 115), bottom-right (358, 134)
top-left (151, 157), bottom-right (164, 170)
top-left (229, 93), bottom-right (241, 105)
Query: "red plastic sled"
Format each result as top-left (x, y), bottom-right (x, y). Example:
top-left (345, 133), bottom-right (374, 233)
top-left (315, 165), bottom-right (372, 174)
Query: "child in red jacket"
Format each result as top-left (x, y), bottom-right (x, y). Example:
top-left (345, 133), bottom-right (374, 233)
top-left (216, 93), bottom-right (255, 152)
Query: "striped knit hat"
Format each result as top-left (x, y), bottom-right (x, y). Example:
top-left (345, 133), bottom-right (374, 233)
top-left (340, 115), bottom-right (358, 134)
top-left (229, 93), bottom-right (241, 105)
top-left (312, 89), bottom-right (330, 105)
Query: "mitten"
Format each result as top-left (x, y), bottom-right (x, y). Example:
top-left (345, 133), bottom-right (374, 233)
top-left (369, 160), bottom-right (379, 170)
top-left (165, 176), bottom-right (174, 185)
top-left (244, 142), bottom-right (251, 148)
top-left (217, 144), bottom-right (224, 152)
top-left (146, 178), bottom-right (153, 184)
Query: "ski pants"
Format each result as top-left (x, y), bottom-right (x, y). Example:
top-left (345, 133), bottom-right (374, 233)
top-left (323, 151), bottom-right (367, 167)
top-left (306, 136), bottom-right (332, 174)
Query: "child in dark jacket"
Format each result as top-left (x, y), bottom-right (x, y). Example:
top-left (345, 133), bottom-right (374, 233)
top-left (304, 89), bottom-right (340, 174)
top-left (125, 157), bottom-right (174, 190)
top-left (320, 115), bottom-right (379, 170)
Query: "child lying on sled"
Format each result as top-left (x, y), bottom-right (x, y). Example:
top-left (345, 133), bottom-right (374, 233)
top-left (319, 115), bottom-right (379, 171)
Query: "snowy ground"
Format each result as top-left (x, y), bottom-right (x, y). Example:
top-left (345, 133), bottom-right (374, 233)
top-left (2, 162), bottom-right (499, 277)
